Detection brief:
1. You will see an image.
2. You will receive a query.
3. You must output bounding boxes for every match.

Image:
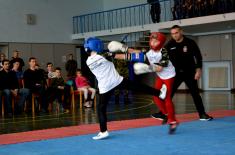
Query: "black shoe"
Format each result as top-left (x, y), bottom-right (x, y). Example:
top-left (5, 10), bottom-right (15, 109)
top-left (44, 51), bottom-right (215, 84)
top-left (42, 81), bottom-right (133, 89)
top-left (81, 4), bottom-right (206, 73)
top-left (169, 122), bottom-right (179, 135)
top-left (199, 113), bottom-right (213, 121)
top-left (151, 112), bottom-right (168, 124)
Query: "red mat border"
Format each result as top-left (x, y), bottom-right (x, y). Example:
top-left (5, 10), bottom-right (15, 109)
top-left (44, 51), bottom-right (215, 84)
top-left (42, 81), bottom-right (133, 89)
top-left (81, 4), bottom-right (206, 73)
top-left (1, 110), bottom-right (235, 145)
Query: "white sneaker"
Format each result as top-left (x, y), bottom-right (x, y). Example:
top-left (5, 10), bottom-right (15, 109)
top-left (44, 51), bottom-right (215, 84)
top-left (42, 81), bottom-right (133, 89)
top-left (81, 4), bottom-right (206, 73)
top-left (92, 131), bottom-right (109, 140)
top-left (84, 102), bottom-right (92, 108)
top-left (159, 84), bottom-right (167, 100)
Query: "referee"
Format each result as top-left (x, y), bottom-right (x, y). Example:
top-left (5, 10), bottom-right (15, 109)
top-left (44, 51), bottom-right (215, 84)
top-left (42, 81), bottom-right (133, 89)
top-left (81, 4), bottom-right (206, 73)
top-left (152, 25), bottom-right (213, 121)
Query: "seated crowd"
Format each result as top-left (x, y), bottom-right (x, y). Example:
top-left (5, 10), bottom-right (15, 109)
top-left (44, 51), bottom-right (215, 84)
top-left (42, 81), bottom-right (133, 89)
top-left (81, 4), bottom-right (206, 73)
top-left (171, 0), bottom-right (235, 20)
top-left (0, 51), bottom-right (96, 117)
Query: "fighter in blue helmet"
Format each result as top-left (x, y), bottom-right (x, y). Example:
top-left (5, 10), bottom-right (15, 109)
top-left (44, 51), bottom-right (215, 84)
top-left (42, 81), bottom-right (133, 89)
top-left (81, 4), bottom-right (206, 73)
top-left (84, 37), bottom-right (167, 140)
top-left (84, 37), bottom-right (104, 53)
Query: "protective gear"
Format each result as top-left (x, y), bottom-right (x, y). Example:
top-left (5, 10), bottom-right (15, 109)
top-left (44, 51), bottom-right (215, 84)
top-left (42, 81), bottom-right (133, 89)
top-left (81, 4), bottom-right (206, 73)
top-left (149, 32), bottom-right (166, 51)
top-left (108, 41), bottom-right (128, 53)
top-left (84, 37), bottom-right (104, 53)
top-left (133, 62), bottom-right (156, 75)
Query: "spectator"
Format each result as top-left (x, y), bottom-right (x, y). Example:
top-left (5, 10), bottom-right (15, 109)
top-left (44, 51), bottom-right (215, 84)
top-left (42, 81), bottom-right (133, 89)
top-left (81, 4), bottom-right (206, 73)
top-left (220, 0), bottom-right (233, 13)
top-left (0, 59), bottom-right (29, 116)
top-left (47, 67), bottom-right (66, 112)
top-left (46, 62), bottom-right (56, 79)
top-left (185, 0), bottom-right (193, 18)
top-left (24, 57), bottom-right (48, 113)
top-left (172, 0), bottom-right (183, 20)
top-left (148, 0), bottom-right (161, 23)
top-left (10, 50), bottom-right (25, 71)
top-left (195, 0), bottom-right (207, 17)
top-left (35, 63), bottom-right (48, 83)
top-left (0, 59), bottom-right (16, 117)
top-left (11, 60), bottom-right (24, 79)
top-left (75, 69), bottom-right (96, 108)
top-left (209, 0), bottom-right (219, 15)
top-left (63, 53), bottom-right (78, 112)
top-left (0, 53), bottom-right (6, 70)
top-left (65, 53), bottom-right (77, 77)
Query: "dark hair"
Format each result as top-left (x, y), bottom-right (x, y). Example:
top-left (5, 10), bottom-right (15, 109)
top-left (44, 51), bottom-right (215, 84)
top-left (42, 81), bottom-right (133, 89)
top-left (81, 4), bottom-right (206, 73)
top-left (171, 25), bottom-right (182, 30)
top-left (47, 62), bottom-right (53, 66)
top-left (55, 67), bottom-right (61, 71)
top-left (76, 68), bottom-right (82, 72)
top-left (12, 59), bottom-right (21, 64)
top-left (28, 57), bottom-right (36, 62)
top-left (2, 59), bottom-right (9, 65)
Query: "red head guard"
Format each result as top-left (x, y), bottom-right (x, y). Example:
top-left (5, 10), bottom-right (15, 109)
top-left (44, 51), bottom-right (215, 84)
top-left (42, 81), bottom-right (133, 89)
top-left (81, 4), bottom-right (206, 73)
top-left (149, 32), bottom-right (166, 51)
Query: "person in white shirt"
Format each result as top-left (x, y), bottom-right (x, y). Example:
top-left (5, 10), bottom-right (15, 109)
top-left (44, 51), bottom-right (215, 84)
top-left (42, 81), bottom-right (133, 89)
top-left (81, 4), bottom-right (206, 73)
top-left (84, 37), bottom-right (167, 140)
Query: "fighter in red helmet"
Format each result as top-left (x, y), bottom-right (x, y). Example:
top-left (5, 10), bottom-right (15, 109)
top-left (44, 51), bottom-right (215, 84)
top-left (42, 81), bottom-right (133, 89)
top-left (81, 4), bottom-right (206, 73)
top-left (108, 32), bottom-right (179, 134)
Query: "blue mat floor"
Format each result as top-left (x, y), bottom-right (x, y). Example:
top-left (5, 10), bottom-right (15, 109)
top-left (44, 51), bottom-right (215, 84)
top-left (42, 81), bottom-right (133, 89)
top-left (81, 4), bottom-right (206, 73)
top-left (0, 116), bottom-right (235, 155)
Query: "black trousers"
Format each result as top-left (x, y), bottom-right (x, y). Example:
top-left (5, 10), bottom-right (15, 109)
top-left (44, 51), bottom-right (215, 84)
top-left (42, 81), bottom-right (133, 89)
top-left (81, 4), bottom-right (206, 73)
top-left (98, 78), bottom-right (161, 132)
top-left (30, 86), bottom-right (48, 112)
top-left (47, 87), bottom-right (63, 104)
top-left (63, 78), bottom-right (77, 110)
top-left (150, 4), bottom-right (160, 23)
top-left (171, 72), bottom-right (206, 116)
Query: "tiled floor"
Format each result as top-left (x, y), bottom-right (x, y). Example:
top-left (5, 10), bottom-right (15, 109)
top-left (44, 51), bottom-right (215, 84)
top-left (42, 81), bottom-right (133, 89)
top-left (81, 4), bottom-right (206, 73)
top-left (0, 91), bottom-right (234, 134)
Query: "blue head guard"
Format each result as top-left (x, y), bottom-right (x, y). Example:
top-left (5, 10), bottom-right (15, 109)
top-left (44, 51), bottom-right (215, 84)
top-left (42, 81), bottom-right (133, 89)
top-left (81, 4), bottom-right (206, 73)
top-left (84, 37), bottom-right (104, 53)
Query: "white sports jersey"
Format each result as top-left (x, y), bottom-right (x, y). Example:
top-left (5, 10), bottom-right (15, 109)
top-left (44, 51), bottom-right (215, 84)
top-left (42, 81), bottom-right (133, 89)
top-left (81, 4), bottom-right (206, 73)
top-left (86, 53), bottom-right (123, 94)
top-left (146, 49), bottom-right (175, 79)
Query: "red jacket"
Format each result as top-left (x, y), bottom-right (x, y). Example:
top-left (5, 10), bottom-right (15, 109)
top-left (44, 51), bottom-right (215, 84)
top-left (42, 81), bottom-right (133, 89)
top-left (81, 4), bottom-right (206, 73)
top-left (75, 76), bottom-right (90, 88)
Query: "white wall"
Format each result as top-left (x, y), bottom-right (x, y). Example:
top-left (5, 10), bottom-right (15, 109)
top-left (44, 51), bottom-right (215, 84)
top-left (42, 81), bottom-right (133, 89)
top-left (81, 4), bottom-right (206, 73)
top-left (0, 0), bottom-right (103, 43)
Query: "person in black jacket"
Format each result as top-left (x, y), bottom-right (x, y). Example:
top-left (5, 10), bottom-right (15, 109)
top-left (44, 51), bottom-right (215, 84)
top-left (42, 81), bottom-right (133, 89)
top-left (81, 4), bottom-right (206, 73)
top-left (147, 0), bottom-right (161, 23)
top-left (0, 59), bottom-right (29, 116)
top-left (23, 57), bottom-right (48, 113)
top-left (65, 54), bottom-right (77, 78)
top-left (0, 59), bottom-right (18, 116)
top-left (47, 67), bottom-right (66, 112)
top-left (63, 53), bottom-right (78, 112)
top-left (151, 25), bottom-right (213, 121)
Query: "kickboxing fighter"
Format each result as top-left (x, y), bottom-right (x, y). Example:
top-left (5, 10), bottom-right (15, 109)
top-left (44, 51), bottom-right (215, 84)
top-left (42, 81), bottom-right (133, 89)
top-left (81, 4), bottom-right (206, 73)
top-left (108, 32), bottom-right (179, 134)
top-left (84, 37), bottom-right (167, 140)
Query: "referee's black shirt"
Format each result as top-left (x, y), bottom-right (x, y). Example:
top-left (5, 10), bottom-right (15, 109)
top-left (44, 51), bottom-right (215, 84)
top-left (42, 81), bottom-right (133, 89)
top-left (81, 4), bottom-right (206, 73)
top-left (165, 36), bottom-right (202, 74)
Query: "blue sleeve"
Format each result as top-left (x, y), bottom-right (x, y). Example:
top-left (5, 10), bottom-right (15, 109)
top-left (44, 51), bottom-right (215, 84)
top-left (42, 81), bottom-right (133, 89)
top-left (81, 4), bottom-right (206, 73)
top-left (130, 52), bottom-right (145, 62)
